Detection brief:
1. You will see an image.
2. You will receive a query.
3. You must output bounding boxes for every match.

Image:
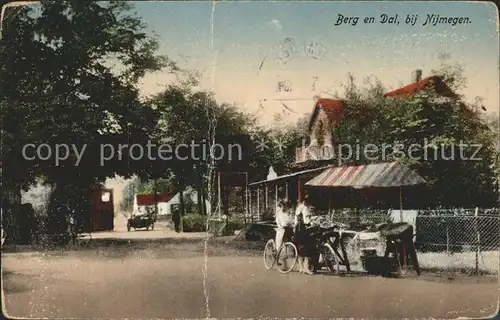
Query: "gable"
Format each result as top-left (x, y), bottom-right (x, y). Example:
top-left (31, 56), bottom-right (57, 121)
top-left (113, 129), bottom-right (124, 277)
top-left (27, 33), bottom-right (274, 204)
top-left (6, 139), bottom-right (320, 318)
top-left (310, 109), bottom-right (328, 137)
top-left (307, 99), bottom-right (344, 133)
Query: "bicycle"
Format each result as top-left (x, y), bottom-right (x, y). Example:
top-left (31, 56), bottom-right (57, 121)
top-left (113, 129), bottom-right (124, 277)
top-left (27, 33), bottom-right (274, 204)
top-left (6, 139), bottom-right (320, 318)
top-left (263, 227), bottom-right (298, 274)
top-left (308, 226), bottom-right (340, 274)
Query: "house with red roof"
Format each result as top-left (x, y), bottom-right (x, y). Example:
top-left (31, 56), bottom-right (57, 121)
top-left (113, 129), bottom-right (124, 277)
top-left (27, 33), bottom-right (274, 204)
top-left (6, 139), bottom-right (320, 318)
top-left (384, 69), bottom-right (482, 120)
top-left (295, 69), bottom-right (462, 165)
top-left (384, 70), bottom-right (457, 99)
top-left (307, 98), bottom-right (344, 147)
top-left (295, 98), bottom-right (345, 164)
top-left (132, 188), bottom-right (211, 216)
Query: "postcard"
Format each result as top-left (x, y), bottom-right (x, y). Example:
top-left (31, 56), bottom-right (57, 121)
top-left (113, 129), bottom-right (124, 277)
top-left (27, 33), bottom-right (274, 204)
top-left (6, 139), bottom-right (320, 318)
top-left (1, 1), bottom-right (499, 319)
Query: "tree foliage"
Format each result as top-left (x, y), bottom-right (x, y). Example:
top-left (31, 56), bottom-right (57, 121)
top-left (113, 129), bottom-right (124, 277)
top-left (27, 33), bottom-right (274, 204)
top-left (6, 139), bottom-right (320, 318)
top-left (0, 1), bottom-right (176, 227)
top-left (331, 61), bottom-right (498, 207)
top-left (2, 1), bottom-right (496, 239)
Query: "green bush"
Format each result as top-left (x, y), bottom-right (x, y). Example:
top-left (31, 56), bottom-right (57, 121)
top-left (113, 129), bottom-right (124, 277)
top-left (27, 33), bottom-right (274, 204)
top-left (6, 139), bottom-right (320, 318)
top-left (181, 213), bottom-right (249, 234)
top-left (209, 219), bottom-right (226, 236)
top-left (182, 214), bottom-right (207, 232)
top-left (261, 208), bottom-right (275, 222)
top-left (227, 215), bottom-right (246, 231)
top-left (228, 213), bottom-right (245, 222)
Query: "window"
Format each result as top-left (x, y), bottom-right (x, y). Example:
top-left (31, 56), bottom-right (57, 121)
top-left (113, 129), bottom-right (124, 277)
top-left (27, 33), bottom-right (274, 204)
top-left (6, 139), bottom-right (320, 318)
top-left (315, 120), bottom-right (325, 146)
top-left (101, 191), bottom-right (110, 203)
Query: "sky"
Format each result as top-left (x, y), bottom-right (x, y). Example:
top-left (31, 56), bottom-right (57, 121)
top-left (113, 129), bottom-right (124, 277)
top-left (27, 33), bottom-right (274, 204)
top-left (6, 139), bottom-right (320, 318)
top-left (130, 0), bottom-right (499, 127)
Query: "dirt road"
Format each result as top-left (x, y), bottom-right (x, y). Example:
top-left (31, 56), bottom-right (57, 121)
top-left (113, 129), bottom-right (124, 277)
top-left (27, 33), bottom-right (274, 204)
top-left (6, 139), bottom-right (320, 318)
top-left (2, 238), bottom-right (498, 319)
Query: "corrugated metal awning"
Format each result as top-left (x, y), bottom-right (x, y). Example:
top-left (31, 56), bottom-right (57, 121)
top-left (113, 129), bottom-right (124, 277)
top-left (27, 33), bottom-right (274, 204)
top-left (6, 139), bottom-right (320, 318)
top-left (248, 164), bottom-right (334, 187)
top-left (305, 161), bottom-right (427, 188)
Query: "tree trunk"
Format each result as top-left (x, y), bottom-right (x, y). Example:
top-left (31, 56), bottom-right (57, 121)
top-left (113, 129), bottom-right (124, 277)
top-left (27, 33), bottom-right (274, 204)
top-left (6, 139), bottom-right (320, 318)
top-left (153, 179), bottom-right (158, 219)
top-left (222, 185), bottom-right (230, 216)
top-left (197, 178), bottom-right (203, 215)
top-left (179, 188), bottom-right (185, 232)
top-left (241, 187), bottom-right (245, 214)
top-left (4, 187), bottom-right (21, 244)
top-left (201, 186), bottom-right (207, 215)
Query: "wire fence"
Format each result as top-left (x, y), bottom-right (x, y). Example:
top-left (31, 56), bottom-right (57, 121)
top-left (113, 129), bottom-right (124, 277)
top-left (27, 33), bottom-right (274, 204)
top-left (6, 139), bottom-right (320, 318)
top-left (345, 208), bottom-right (499, 274)
top-left (414, 209), bottom-right (499, 275)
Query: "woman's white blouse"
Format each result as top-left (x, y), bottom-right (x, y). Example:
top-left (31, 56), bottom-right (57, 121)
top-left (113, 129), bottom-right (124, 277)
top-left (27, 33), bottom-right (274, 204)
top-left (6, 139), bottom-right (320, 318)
top-left (294, 203), bottom-right (312, 225)
top-left (276, 207), bottom-right (293, 228)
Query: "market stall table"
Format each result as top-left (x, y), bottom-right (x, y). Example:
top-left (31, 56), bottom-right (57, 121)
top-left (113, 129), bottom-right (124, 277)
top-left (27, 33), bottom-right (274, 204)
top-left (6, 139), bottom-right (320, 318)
top-left (379, 222), bottom-right (421, 275)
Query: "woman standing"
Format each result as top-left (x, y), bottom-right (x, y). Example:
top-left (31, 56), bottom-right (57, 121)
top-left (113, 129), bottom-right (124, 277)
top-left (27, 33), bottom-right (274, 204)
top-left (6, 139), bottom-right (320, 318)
top-left (294, 197), bottom-right (315, 274)
top-left (275, 199), bottom-right (293, 251)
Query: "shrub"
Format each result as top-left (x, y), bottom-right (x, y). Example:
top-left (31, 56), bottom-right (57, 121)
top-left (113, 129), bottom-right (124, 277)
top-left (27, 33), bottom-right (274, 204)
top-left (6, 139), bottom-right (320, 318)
top-left (261, 208), bottom-right (275, 222)
top-left (227, 214), bottom-right (246, 230)
top-left (181, 213), bottom-right (251, 235)
top-left (182, 214), bottom-right (207, 232)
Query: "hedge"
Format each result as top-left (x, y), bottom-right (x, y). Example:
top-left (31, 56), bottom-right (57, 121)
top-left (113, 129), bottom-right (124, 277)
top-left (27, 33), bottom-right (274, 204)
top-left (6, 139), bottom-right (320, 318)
top-left (182, 214), bottom-right (207, 232)
top-left (181, 213), bottom-right (249, 233)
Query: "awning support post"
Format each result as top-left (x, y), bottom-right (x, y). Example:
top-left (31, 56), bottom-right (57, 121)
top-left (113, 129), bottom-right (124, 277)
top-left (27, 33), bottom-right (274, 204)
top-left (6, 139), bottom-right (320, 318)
top-left (265, 184), bottom-right (268, 209)
top-left (248, 188), bottom-right (251, 223)
top-left (399, 186), bottom-right (403, 222)
top-left (257, 188), bottom-right (260, 221)
top-left (285, 181), bottom-right (289, 200)
top-left (275, 183), bottom-right (278, 209)
top-left (400, 186), bottom-right (406, 267)
top-left (298, 177), bottom-right (302, 202)
top-left (245, 173), bottom-right (249, 224)
top-left (218, 172), bottom-right (222, 219)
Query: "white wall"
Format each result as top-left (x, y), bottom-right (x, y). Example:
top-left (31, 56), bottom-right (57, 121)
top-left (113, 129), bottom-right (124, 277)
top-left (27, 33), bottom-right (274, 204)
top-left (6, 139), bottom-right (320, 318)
top-left (133, 189), bottom-right (211, 216)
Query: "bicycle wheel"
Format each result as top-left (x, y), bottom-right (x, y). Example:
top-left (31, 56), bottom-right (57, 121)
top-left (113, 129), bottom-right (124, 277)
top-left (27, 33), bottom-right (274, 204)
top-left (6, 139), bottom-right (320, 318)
top-left (276, 242), bottom-right (298, 274)
top-left (320, 243), bottom-right (340, 274)
top-left (76, 232), bottom-right (92, 246)
top-left (263, 239), bottom-right (277, 270)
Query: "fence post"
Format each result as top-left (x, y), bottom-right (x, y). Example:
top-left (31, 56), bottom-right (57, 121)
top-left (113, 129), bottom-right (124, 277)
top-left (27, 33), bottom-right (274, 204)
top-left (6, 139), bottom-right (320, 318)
top-left (256, 188), bottom-right (260, 221)
top-left (475, 207), bottom-right (480, 274)
top-left (446, 221), bottom-right (450, 254)
top-left (265, 185), bottom-right (268, 210)
top-left (247, 188), bottom-right (251, 224)
top-left (217, 172), bottom-right (221, 220)
top-left (275, 184), bottom-right (278, 211)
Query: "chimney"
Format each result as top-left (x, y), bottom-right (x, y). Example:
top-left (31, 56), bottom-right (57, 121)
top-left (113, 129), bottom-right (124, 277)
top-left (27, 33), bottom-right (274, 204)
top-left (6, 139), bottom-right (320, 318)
top-left (413, 69), bottom-right (423, 82)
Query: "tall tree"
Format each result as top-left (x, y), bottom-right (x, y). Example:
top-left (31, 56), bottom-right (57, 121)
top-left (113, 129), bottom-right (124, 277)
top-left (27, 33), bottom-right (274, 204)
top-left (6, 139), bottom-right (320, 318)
top-left (151, 86), bottom-right (255, 216)
top-left (0, 1), bottom-right (176, 236)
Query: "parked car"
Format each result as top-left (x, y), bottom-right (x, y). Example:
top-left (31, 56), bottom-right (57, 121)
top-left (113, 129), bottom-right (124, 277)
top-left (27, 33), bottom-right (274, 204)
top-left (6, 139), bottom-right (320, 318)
top-left (127, 211), bottom-right (155, 231)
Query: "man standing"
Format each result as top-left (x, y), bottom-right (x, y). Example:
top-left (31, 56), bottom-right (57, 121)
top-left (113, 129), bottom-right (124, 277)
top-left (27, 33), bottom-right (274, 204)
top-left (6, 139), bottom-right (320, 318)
top-left (64, 205), bottom-right (76, 244)
top-left (172, 205), bottom-right (181, 233)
